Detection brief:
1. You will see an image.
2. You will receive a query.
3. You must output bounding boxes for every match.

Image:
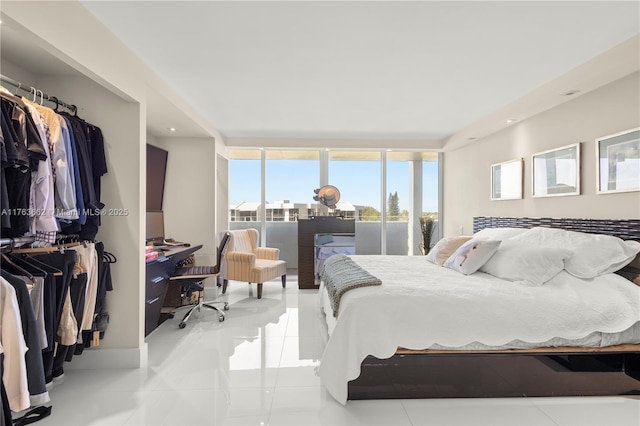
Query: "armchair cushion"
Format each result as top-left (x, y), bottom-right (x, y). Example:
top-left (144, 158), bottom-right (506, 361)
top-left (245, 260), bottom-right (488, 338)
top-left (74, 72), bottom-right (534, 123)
top-left (255, 247), bottom-right (280, 260)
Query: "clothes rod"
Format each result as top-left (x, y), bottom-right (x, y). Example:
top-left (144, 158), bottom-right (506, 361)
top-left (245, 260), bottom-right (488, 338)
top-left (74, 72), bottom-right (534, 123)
top-left (0, 236), bottom-right (36, 247)
top-left (0, 74), bottom-right (78, 114)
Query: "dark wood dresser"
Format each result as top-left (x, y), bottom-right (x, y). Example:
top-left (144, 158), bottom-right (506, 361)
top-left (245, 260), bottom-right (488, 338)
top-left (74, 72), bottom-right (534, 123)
top-left (297, 217), bottom-right (355, 289)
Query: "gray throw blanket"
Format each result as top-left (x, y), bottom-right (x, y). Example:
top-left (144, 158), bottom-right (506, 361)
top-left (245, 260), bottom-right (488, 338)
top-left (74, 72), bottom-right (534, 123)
top-left (321, 254), bottom-right (382, 317)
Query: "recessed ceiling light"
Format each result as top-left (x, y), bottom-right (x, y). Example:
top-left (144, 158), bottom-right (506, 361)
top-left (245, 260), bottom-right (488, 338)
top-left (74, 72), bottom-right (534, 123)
top-left (168, 127), bottom-right (176, 132)
top-left (506, 119), bottom-right (516, 124)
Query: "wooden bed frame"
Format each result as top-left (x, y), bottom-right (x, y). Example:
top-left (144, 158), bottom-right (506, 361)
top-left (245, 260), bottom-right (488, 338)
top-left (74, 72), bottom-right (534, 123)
top-left (348, 217), bottom-right (640, 400)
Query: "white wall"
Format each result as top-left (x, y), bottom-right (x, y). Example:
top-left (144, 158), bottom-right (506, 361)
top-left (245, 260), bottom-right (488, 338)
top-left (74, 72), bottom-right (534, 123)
top-left (153, 137), bottom-right (218, 267)
top-left (443, 72), bottom-right (640, 237)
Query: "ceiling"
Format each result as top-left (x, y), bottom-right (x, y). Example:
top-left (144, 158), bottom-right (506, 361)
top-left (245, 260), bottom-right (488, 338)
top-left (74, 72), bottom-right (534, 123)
top-left (10, 1), bottom-right (640, 145)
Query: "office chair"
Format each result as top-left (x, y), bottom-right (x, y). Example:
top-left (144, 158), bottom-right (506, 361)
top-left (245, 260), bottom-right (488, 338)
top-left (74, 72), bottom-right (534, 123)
top-left (170, 232), bottom-right (230, 328)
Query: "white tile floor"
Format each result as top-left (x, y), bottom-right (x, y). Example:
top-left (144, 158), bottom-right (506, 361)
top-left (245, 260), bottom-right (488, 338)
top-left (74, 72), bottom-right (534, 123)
top-left (37, 273), bottom-right (640, 425)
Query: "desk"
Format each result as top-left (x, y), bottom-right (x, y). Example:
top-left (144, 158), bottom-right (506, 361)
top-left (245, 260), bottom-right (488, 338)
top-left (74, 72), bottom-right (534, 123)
top-left (145, 244), bottom-right (202, 336)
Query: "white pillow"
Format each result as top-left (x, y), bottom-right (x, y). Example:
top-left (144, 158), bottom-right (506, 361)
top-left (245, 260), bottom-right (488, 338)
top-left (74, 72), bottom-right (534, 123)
top-left (479, 241), bottom-right (573, 286)
top-left (510, 227), bottom-right (640, 278)
top-left (473, 227), bottom-right (528, 241)
top-left (443, 239), bottom-right (501, 275)
top-left (426, 236), bottom-right (472, 266)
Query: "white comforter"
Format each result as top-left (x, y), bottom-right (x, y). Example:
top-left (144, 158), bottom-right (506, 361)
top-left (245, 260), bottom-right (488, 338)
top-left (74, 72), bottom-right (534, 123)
top-left (318, 255), bottom-right (640, 404)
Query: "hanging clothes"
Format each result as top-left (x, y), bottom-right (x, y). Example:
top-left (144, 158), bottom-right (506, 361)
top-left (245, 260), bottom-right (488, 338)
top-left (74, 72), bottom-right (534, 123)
top-left (58, 115), bottom-right (86, 234)
top-left (23, 100), bottom-right (77, 222)
top-left (29, 249), bottom-right (77, 383)
top-left (0, 277), bottom-right (29, 413)
top-left (2, 85), bottom-right (107, 243)
top-left (59, 113), bottom-right (102, 240)
top-left (20, 100), bottom-right (58, 244)
top-left (0, 271), bottom-right (49, 408)
top-left (1, 77), bottom-right (112, 426)
top-left (0, 352), bottom-right (12, 426)
top-left (5, 254), bottom-right (59, 352)
top-left (0, 90), bottom-right (47, 238)
top-left (76, 243), bottom-right (115, 354)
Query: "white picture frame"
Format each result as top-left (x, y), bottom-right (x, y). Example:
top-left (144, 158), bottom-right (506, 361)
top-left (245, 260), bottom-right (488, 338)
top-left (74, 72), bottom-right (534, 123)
top-left (596, 128), bottom-right (640, 194)
top-left (532, 143), bottom-right (580, 198)
top-left (491, 158), bottom-right (523, 200)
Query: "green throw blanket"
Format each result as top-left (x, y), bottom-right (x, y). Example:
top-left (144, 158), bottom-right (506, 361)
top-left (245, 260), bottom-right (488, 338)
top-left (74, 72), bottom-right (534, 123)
top-left (321, 254), bottom-right (382, 317)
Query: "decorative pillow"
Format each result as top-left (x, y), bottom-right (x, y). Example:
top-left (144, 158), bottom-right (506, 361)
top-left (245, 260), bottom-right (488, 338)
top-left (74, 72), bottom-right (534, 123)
top-left (479, 241), bottom-right (573, 286)
top-left (426, 236), bottom-right (472, 266)
top-left (443, 239), bottom-right (501, 275)
top-left (473, 227), bottom-right (528, 241)
top-left (510, 227), bottom-right (640, 278)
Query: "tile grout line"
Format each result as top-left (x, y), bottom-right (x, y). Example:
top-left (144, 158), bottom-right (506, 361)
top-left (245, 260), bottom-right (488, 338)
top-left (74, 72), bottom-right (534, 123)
top-left (525, 397), bottom-right (560, 426)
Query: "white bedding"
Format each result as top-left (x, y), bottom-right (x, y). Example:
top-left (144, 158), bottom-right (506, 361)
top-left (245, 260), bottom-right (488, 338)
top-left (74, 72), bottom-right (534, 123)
top-left (318, 255), bottom-right (640, 404)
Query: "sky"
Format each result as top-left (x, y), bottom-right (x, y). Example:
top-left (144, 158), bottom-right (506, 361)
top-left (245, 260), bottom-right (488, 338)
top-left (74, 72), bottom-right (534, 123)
top-left (229, 159), bottom-right (439, 213)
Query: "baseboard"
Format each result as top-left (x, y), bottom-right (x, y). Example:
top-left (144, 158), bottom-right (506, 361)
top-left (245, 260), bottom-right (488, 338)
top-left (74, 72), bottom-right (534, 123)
top-left (65, 344), bottom-right (148, 370)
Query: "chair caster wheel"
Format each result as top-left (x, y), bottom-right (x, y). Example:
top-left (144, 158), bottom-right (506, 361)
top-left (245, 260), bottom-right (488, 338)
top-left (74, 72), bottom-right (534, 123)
top-left (179, 322), bottom-right (186, 329)
top-left (218, 316), bottom-right (225, 322)
top-left (223, 303), bottom-right (229, 311)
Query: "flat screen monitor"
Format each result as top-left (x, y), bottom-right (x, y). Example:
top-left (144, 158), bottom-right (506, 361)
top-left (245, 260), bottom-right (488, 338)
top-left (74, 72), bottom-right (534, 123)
top-left (147, 144), bottom-right (168, 211)
top-left (146, 211), bottom-right (165, 243)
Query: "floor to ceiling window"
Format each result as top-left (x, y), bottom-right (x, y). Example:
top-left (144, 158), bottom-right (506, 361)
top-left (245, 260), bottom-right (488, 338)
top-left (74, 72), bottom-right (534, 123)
top-left (384, 151), bottom-right (440, 255)
top-left (265, 150), bottom-right (320, 266)
top-left (228, 148), bottom-right (440, 266)
top-left (229, 149), bottom-right (261, 223)
top-left (422, 153), bottom-right (440, 252)
top-left (386, 152), bottom-right (411, 255)
top-left (328, 151), bottom-right (382, 255)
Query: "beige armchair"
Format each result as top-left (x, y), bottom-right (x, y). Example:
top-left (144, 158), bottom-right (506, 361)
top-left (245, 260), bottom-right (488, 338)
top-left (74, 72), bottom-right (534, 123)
top-left (221, 228), bottom-right (287, 299)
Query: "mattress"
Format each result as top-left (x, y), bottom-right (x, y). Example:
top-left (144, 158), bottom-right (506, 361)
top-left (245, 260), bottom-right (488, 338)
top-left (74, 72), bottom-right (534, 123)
top-left (318, 255), bottom-right (640, 404)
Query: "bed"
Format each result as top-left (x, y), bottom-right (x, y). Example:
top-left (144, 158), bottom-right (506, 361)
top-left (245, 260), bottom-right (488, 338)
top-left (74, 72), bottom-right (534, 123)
top-left (318, 217), bottom-right (640, 404)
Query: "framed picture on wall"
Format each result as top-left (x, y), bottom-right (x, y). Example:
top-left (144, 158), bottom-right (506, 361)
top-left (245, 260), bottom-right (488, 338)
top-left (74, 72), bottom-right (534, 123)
top-left (532, 143), bottom-right (580, 197)
top-left (491, 158), bottom-right (523, 200)
top-left (596, 128), bottom-right (640, 194)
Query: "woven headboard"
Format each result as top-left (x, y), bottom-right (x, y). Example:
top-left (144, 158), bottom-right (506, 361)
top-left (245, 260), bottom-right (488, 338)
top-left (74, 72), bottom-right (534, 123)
top-left (473, 217), bottom-right (640, 283)
top-left (473, 217), bottom-right (640, 242)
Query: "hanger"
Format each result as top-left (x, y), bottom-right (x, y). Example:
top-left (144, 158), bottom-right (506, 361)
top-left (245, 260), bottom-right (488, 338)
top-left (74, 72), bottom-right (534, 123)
top-left (1, 253), bottom-right (36, 283)
top-left (50, 96), bottom-right (60, 112)
top-left (12, 253), bottom-right (62, 277)
top-left (37, 89), bottom-right (44, 105)
top-left (28, 86), bottom-right (36, 102)
top-left (7, 253), bottom-right (53, 277)
top-left (14, 82), bottom-right (21, 96)
top-left (71, 104), bottom-right (78, 117)
top-left (55, 234), bottom-right (79, 245)
top-left (103, 251), bottom-right (117, 264)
